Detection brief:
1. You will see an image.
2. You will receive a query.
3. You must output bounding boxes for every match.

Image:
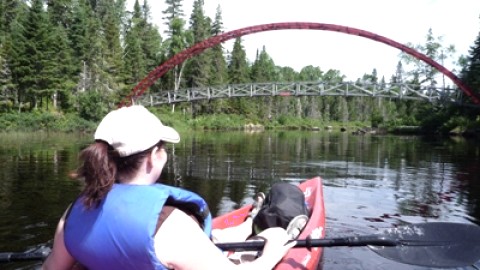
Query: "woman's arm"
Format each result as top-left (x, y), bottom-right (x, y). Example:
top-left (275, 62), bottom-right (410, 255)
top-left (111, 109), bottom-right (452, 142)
top-left (155, 209), bottom-right (295, 270)
top-left (42, 210), bottom-right (77, 270)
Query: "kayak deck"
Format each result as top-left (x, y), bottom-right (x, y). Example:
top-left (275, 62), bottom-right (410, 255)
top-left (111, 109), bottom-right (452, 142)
top-left (212, 177), bottom-right (326, 270)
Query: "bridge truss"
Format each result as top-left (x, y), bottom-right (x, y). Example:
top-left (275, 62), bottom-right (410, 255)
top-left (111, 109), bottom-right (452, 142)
top-left (133, 81), bottom-right (463, 106)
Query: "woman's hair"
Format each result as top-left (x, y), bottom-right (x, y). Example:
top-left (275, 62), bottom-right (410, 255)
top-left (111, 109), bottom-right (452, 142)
top-left (73, 140), bottom-right (163, 209)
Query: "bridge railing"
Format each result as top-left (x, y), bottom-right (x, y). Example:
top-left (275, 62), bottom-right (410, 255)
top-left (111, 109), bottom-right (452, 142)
top-left (133, 81), bottom-right (463, 106)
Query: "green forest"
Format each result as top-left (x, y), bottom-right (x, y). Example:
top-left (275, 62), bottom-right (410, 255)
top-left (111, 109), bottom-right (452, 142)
top-left (0, 0), bottom-right (479, 134)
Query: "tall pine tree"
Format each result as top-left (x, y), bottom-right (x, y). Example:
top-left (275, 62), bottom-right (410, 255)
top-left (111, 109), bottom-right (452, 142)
top-left (139, 1), bottom-right (163, 79)
top-left (162, 0), bottom-right (188, 113)
top-left (206, 5), bottom-right (228, 113)
top-left (123, 0), bottom-right (163, 92)
top-left (46, 0), bottom-right (76, 110)
top-left (184, 0), bottom-right (212, 116)
top-left (250, 46), bottom-right (276, 82)
top-left (124, 0), bottom-right (147, 85)
top-left (97, 0), bottom-right (124, 88)
top-left (461, 26), bottom-right (480, 104)
top-left (1, 0), bottom-right (28, 109)
top-left (250, 46), bottom-right (276, 119)
top-left (46, 0), bottom-right (73, 28)
top-left (162, 0), bottom-right (184, 36)
top-left (228, 37), bottom-right (249, 84)
top-left (21, 0), bottom-right (53, 109)
top-left (186, 0), bottom-right (211, 87)
top-left (227, 37), bottom-right (251, 115)
top-left (209, 5), bottom-right (228, 86)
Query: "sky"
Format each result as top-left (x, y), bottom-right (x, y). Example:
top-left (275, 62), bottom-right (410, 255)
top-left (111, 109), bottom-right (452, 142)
top-left (127, 0), bottom-right (480, 81)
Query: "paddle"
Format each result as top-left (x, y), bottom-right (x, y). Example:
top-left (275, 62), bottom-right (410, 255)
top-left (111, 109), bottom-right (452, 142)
top-left (0, 246), bottom-right (51, 263)
top-left (1, 222), bottom-right (479, 268)
top-left (220, 222), bottom-right (480, 268)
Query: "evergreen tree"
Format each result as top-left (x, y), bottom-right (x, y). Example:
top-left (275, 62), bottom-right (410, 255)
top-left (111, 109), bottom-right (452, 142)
top-left (0, 42), bottom-right (13, 109)
top-left (275, 66), bottom-right (298, 118)
top-left (96, 0), bottom-right (124, 86)
top-left (45, 24), bottom-right (76, 110)
top-left (298, 65), bottom-right (323, 118)
top-left (162, 0), bottom-right (184, 36)
top-left (0, 0), bottom-right (6, 38)
top-left (84, 9), bottom-right (110, 92)
top-left (140, 1), bottom-right (163, 77)
top-left (69, 0), bottom-right (89, 69)
top-left (227, 37), bottom-right (251, 115)
top-left (124, 0), bottom-right (163, 93)
top-left (167, 17), bottom-right (188, 90)
top-left (209, 5), bottom-right (228, 85)
top-left (395, 61), bottom-right (404, 83)
top-left (74, 0), bottom-right (122, 102)
top-left (21, 0), bottom-right (53, 109)
top-left (322, 69), bottom-right (345, 120)
top-left (162, 0), bottom-right (188, 96)
top-left (124, 0), bottom-right (147, 85)
top-left (186, 0), bottom-right (211, 87)
top-left (358, 69), bottom-right (379, 120)
top-left (159, 14), bottom-right (189, 113)
top-left (362, 68), bottom-right (378, 84)
top-left (202, 5), bottom-right (229, 114)
top-left (251, 46), bottom-right (276, 82)
top-left (250, 46), bottom-right (277, 119)
top-left (461, 26), bottom-right (480, 103)
top-left (69, 0), bottom-right (96, 93)
top-left (1, 0), bottom-right (26, 43)
top-left (185, 0), bottom-right (213, 116)
top-left (228, 37), bottom-right (249, 84)
top-left (1, 0), bottom-right (28, 108)
top-left (337, 96), bottom-right (349, 122)
top-left (46, 0), bottom-right (73, 28)
top-left (46, 0), bottom-right (76, 110)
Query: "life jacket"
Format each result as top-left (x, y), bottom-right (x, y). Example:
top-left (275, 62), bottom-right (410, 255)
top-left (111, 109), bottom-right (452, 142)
top-left (64, 183), bottom-right (212, 270)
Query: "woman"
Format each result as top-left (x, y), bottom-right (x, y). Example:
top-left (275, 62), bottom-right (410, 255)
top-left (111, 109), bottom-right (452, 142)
top-left (42, 105), bottom-right (295, 270)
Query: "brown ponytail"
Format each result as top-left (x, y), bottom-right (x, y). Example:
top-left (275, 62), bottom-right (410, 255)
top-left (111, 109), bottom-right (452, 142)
top-left (74, 141), bottom-right (117, 209)
top-left (72, 140), bottom-right (162, 209)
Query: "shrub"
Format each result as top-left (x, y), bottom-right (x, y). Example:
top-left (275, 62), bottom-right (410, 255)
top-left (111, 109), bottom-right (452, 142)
top-left (77, 91), bottom-right (111, 122)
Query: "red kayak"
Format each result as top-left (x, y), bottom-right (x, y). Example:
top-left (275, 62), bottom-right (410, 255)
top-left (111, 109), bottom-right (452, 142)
top-left (212, 177), bottom-right (326, 270)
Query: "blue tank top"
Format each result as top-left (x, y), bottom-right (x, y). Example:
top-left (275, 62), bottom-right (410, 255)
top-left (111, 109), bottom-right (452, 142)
top-left (64, 183), bottom-right (212, 270)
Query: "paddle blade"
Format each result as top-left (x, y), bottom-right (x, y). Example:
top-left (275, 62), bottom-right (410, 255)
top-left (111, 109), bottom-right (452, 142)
top-left (368, 222), bottom-right (480, 268)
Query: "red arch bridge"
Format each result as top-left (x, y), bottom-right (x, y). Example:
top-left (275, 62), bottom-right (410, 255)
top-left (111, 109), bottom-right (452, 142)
top-left (121, 22), bottom-right (480, 107)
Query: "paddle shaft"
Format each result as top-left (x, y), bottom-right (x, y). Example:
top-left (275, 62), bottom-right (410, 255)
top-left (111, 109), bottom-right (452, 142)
top-left (0, 251), bottom-right (48, 262)
top-left (216, 235), bottom-right (397, 251)
top-left (0, 236), bottom-right (396, 263)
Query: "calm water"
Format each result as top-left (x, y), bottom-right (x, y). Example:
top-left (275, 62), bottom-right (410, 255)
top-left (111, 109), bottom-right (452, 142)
top-left (0, 131), bottom-right (479, 269)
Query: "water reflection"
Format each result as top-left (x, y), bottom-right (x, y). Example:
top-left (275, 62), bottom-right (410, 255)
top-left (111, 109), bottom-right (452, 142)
top-left (161, 132), bottom-right (479, 227)
top-left (0, 131), bottom-right (479, 269)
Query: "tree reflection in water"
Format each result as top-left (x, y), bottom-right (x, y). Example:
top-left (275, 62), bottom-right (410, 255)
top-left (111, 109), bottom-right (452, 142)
top-left (0, 131), bottom-right (478, 269)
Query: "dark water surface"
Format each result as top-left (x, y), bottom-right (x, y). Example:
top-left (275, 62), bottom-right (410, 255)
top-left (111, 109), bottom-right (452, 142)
top-left (0, 131), bottom-right (479, 269)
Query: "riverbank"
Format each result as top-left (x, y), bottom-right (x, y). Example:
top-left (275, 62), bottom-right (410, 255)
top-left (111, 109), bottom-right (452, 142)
top-left (0, 110), bottom-right (368, 133)
top-left (0, 109), bottom-right (478, 138)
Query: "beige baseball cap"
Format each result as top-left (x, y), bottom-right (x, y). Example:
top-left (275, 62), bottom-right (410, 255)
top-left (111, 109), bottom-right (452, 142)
top-left (94, 105), bottom-right (180, 157)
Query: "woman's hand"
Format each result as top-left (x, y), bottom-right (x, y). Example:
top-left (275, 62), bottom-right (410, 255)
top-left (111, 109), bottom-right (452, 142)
top-left (256, 227), bottom-right (296, 265)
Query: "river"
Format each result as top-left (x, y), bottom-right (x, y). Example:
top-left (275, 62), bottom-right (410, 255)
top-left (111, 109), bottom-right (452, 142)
top-left (0, 131), bottom-right (479, 269)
